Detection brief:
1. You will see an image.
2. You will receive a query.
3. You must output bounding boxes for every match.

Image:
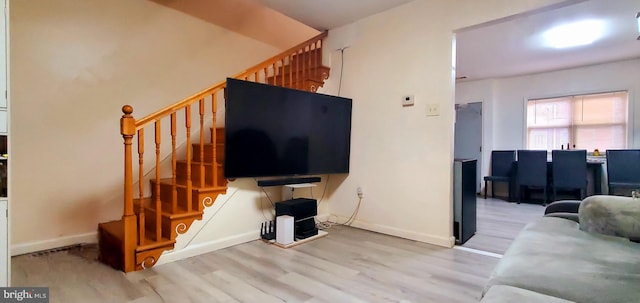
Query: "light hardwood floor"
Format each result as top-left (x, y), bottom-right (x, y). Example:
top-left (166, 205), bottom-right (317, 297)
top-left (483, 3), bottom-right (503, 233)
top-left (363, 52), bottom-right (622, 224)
top-left (461, 197), bottom-right (545, 255)
top-left (13, 226), bottom-right (500, 303)
top-left (12, 198), bottom-right (543, 302)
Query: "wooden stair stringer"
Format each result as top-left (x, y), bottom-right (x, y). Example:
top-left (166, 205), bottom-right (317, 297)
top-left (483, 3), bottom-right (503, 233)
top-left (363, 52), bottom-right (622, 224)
top-left (150, 178), bottom-right (227, 212)
top-left (137, 197), bottom-right (204, 241)
top-left (134, 237), bottom-right (175, 271)
top-left (98, 219), bottom-right (175, 272)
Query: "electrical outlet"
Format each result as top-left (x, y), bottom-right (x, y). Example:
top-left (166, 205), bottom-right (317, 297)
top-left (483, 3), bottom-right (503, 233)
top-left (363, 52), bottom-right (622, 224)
top-left (426, 103), bottom-right (440, 116)
top-left (357, 186), bottom-right (363, 198)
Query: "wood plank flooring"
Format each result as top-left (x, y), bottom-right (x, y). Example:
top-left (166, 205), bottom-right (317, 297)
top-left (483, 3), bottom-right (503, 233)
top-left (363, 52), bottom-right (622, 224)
top-left (12, 226), bottom-right (500, 303)
top-left (11, 197), bottom-right (543, 302)
top-left (460, 197), bottom-right (545, 255)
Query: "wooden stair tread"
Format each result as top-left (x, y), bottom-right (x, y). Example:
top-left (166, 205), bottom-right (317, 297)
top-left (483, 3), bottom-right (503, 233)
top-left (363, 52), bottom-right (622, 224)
top-left (151, 178), bottom-right (227, 191)
top-left (137, 197), bottom-right (204, 219)
top-left (136, 237), bottom-right (175, 252)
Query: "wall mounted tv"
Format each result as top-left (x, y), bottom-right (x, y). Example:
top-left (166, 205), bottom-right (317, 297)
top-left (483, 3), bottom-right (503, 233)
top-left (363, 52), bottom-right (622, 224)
top-left (224, 78), bottom-right (352, 179)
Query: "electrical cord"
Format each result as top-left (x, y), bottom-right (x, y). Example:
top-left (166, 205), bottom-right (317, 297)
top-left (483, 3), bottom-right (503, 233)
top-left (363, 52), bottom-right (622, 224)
top-left (314, 48), bottom-right (352, 230)
top-left (184, 188), bottom-right (239, 247)
top-left (315, 175), bottom-right (330, 207)
top-left (259, 190), bottom-right (273, 222)
top-left (344, 197), bottom-right (362, 226)
top-left (316, 196), bottom-right (363, 230)
top-left (253, 178), bottom-right (276, 221)
top-left (337, 47), bottom-right (346, 96)
top-left (255, 179), bottom-right (275, 207)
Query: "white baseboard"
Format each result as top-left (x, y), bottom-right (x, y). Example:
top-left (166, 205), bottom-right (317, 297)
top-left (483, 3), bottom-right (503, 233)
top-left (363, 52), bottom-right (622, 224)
top-left (155, 231), bottom-right (258, 266)
top-left (331, 215), bottom-right (455, 248)
top-left (11, 232), bottom-right (98, 256)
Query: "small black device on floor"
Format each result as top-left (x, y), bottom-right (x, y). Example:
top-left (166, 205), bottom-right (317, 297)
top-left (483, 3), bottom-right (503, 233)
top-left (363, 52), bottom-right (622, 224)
top-left (260, 220), bottom-right (276, 241)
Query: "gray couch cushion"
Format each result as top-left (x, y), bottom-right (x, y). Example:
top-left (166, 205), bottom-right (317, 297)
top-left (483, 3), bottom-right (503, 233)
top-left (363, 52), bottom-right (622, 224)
top-left (485, 217), bottom-right (640, 303)
top-left (481, 285), bottom-right (574, 303)
top-left (579, 195), bottom-right (640, 239)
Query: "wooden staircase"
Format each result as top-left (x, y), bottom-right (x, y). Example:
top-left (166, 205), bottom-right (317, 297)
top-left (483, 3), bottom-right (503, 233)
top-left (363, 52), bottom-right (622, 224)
top-left (98, 32), bottom-right (330, 272)
top-left (266, 47), bottom-right (330, 92)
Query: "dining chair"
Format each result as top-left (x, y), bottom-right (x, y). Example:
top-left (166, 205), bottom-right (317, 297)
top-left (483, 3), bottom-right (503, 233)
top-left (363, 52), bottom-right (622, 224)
top-left (483, 150), bottom-right (516, 199)
top-left (517, 150), bottom-right (548, 205)
top-left (606, 149), bottom-right (640, 196)
top-left (551, 149), bottom-right (587, 201)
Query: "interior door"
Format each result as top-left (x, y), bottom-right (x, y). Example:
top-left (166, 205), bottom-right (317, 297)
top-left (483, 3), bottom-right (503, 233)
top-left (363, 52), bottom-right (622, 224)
top-left (454, 102), bottom-right (482, 193)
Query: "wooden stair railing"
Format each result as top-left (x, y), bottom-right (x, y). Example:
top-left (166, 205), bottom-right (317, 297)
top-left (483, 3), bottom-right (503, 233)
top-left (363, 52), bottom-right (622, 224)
top-left (98, 31), bottom-right (330, 272)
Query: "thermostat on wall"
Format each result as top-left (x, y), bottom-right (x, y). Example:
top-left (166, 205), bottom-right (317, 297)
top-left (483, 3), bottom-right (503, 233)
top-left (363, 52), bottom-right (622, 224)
top-left (402, 95), bottom-right (414, 107)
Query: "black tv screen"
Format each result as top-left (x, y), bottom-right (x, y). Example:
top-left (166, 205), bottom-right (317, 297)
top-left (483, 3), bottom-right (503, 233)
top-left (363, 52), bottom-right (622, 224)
top-left (224, 78), bottom-right (352, 178)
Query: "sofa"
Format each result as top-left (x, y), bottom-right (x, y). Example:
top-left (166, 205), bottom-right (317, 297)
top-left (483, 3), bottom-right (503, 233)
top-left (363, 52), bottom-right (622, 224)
top-left (481, 195), bottom-right (640, 302)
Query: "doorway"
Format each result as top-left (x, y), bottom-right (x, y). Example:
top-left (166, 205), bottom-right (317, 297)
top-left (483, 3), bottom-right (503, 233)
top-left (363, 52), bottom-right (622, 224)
top-left (454, 102), bottom-right (482, 193)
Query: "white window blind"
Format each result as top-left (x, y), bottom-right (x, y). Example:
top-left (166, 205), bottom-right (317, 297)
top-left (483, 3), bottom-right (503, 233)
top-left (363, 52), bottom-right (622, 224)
top-left (526, 91), bottom-right (628, 151)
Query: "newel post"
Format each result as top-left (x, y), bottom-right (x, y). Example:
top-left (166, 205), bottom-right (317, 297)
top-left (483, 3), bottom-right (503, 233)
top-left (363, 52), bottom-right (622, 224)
top-left (121, 105), bottom-right (137, 272)
top-left (121, 105), bottom-right (136, 218)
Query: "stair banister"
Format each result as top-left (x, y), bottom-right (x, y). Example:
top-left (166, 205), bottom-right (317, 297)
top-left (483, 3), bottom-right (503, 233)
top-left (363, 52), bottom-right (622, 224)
top-left (154, 120), bottom-right (162, 241)
top-left (211, 92), bottom-right (218, 188)
top-left (132, 31), bottom-right (327, 129)
top-left (108, 31), bottom-right (328, 272)
top-left (137, 129), bottom-right (145, 245)
top-left (170, 113), bottom-right (178, 213)
top-left (185, 105), bottom-right (193, 212)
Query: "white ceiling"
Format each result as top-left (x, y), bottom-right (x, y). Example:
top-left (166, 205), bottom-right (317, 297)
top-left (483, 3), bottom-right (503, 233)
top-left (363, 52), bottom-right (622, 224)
top-left (250, 0), bottom-right (415, 30)
top-left (456, 0), bottom-right (640, 81)
top-left (253, 0), bottom-right (640, 81)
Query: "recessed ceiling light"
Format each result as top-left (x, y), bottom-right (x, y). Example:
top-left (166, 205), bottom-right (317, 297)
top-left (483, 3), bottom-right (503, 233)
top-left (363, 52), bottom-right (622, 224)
top-left (542, 20), bottom-right (606, 49)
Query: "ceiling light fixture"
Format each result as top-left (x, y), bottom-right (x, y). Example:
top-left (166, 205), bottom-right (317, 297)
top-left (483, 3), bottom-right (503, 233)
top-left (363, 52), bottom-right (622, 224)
top-left (636, 12), bottom-right (639, 40)
top-left (542, 19), bottom-right (606, 49)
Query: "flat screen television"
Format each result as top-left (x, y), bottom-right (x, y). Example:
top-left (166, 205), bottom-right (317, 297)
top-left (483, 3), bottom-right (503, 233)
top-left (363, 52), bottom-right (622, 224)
top-left (224, 78), bottom-right (352, 179)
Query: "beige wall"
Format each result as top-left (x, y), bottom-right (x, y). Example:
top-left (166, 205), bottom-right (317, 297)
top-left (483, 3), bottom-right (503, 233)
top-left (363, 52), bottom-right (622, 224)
top-left (9, 0), bottom-right (285, 251)
top-left (318, 0), bottom-right (570, 246)
top-left (150, 0), bottom-right (319, 49)
top-left (9, 0), bottom-right (572, 258)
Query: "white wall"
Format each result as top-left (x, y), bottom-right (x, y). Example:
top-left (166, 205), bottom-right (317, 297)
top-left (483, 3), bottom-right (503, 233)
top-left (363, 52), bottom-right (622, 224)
top-left (458, 58), bottom-right (640, 157)
top-left (318, 0), bottom-right (569, 247)
top-left (9, 0), bottom-right (289, 253)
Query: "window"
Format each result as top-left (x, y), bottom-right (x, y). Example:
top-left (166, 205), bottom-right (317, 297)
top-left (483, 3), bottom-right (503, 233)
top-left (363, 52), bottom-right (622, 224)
top-left (526, 91), bottom-right (628, 151)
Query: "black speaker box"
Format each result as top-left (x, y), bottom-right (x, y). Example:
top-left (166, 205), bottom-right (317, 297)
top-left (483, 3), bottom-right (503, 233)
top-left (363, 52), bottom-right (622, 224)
top-left (275, 198), bottom-right (317, 220)
top-left (275, 198), bottom-right (318, 239)
top-left (295, 217), bottom-right (318, 239)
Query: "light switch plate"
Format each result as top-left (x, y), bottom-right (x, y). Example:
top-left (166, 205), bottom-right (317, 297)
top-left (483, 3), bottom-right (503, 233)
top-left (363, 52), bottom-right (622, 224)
top-left (426, 103), bottom-right (440, 116)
